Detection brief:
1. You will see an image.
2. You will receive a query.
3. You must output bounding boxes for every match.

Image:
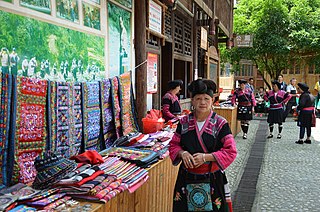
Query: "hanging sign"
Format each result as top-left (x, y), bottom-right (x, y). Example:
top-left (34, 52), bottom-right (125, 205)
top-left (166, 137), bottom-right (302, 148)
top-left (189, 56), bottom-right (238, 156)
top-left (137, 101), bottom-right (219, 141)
top-left (149, 0), bottom-right (162, 34)
top-left (147, 53), bottom-right (158, 93)
top-left (235, 35), bottom-right (253, 47)
top-left (200, 27), bottom-right (208, 50)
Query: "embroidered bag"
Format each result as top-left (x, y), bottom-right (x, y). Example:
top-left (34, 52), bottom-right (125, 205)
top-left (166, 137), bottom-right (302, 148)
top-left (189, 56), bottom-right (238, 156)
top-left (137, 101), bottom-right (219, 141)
top-left (186, 177), bottom-right (213, 211)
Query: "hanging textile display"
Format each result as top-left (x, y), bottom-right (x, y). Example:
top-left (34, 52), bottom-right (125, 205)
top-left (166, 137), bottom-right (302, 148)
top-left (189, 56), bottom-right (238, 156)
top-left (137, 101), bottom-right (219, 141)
top-left (118, 72), bottom-right (139, 135)
top-left (82, 81), bottom-right (101, 151)
top-left (110, 77), bottom-right (122, 138)
top-left (11, 77), bottom-right (47, 184)
top-left (48, 82), bottom-right (82, 158)
top-left (0, 73), bottom-right (12, 186)
top-left (72, 82), bottom-right (83, 155)
top-left (100, 79), bottom-right (116, 149)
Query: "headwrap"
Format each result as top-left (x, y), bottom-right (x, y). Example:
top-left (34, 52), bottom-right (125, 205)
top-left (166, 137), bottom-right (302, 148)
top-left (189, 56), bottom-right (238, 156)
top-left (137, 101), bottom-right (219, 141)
top-left (188, 79), bottom-right (217, 98)
top-left (168, 80), bottom-right (183, 90)
top-left (298, 82), bottom-right (309, 92)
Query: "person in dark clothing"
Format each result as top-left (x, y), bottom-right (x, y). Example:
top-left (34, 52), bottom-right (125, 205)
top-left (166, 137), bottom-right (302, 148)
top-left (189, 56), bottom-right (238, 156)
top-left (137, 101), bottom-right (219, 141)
top-left (295, 83), bottom-right (316, 144)
top-left (231, 79), bottom-right (256, 139)
top-left (169, 79), bottom-right (237, 212)
top-left (264, 80), bottom-right (291, 139)
top-left (278, 74), bottom-right (287, 91)
top-left (162, 80), bottom-right (183, 122)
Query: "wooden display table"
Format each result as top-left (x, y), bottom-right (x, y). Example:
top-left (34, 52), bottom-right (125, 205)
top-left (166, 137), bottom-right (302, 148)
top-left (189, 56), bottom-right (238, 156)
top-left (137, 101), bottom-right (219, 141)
top-left (104, 157), bottom-right (179, 212)
top-left (213, 106), bottom-right (241, 136)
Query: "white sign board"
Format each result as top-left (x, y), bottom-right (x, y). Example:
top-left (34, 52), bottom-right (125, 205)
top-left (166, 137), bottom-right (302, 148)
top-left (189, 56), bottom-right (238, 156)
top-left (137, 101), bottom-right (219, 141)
top-left (149, 0), bottom-right (162, 34)
top-left (235, 35), bottom-right (253, 47)
top-left (200, 27), bottom-right (208, 50)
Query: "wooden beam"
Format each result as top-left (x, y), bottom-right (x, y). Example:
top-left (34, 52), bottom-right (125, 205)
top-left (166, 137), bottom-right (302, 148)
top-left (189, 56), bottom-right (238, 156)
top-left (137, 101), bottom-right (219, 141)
top-left (135, 0), bottom-right (147, 128)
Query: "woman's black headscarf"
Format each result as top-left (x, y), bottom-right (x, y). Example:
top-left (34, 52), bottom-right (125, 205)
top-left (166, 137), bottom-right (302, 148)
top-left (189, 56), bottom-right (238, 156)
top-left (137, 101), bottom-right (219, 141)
top-left (187, 79), bottom-right (217, 98)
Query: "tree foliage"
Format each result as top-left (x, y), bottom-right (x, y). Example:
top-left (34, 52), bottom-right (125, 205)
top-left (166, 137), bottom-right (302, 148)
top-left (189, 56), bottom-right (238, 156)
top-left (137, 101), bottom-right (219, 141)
top-left (222, 0), bottom-right (320, 88)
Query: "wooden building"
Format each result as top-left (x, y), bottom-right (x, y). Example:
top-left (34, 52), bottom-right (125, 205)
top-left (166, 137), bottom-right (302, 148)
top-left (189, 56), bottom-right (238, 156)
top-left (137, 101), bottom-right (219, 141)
top-left (138, 0), bottom-right (235, 116)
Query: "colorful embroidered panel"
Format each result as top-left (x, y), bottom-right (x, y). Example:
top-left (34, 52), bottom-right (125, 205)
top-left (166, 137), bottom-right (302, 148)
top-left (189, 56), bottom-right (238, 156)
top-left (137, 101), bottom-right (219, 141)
top-left (110, 77), bottom-right (122, 138)
top-left (48, 82), bottom-right (82, 158)
top-left (0, 73), bottom-right (12, 186)
top-left (72, 82), bottom-right (83, 155)
top-left (100, 79), bottom-right (116, 148)
top-left (12, 77), bottom-right (47, 184)
top-left (118, 72), bottom-right (138, 135)
top-left (82, 81), bottom-right (101, 151)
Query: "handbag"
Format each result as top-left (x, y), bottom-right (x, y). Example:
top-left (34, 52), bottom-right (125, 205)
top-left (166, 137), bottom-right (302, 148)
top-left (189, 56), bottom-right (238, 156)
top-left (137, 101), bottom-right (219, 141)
top-left (186, 177), bottom-right (213, 211)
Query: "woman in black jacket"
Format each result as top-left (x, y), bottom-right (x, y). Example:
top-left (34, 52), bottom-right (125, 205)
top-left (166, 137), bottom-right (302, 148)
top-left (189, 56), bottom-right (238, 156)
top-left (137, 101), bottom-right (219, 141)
top-left (295, 83), bottom-right (316, 144)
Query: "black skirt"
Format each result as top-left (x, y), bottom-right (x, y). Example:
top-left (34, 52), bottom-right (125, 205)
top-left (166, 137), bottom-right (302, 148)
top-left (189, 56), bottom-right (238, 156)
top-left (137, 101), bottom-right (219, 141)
top-left (237, 106), bottom-right (253, 120)
top-left (298, 112), bottom-right (313, 127)
top-left (267, 108), bottom-right (284, 124)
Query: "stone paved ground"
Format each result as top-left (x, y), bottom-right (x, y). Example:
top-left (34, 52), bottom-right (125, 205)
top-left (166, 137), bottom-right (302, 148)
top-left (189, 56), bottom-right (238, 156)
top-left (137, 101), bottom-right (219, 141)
top-left (225, 117), bottom-right (320, 211)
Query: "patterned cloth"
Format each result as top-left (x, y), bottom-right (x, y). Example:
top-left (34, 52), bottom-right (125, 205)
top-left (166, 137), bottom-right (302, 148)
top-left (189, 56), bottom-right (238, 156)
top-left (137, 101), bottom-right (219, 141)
top-left (100, 79), bottom-right (116, 148)
top-left (0, 73), bottom-right (12, 186)
top-left (82, 81), bottom-right (101, 151)
top-left (110, 76), bottom-right (122, 138)
top-left (48, 82), bottom-right (82, 158)
top-left (11, 77), bottom-right (47, 184)
top-left (118, 72), bottom-right (139, 135)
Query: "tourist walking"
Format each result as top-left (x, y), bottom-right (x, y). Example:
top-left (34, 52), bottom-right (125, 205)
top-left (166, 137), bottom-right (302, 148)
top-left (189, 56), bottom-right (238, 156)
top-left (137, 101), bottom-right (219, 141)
top-left (283, 78), bottom-right (298, 121)
top-left (264, 80), bottom-right (291, 139)
top-left (231, 79), bottom-right (256, 139)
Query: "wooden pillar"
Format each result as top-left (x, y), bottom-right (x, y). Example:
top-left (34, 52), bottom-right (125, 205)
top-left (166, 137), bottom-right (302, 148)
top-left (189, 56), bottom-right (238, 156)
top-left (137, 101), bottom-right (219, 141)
top-left (135, 0), bottom-right (147, 127)
top-left (192, 4), bottom-right (198, 80)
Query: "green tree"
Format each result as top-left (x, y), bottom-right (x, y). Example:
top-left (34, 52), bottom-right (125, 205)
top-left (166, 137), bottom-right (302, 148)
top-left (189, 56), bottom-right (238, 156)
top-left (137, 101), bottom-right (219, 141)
top-left (223, 0), bottom-right (320, 89)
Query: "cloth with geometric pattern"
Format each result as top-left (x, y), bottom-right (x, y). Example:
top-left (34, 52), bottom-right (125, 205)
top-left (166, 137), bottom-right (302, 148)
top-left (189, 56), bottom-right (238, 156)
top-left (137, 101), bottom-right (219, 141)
top-left (100, 79), bottom-right (116, 149)
top-left (82, 81), bottom-right (101, 151)
top-left (48, 82), bottom-right (82, 158)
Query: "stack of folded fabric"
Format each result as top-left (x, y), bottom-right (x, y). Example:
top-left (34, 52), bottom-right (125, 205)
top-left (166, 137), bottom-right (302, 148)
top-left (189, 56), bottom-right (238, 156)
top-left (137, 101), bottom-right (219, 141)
top-left (98, 157), bottom-right (149, 193)
top-left (32, 151), bottom-right (78, 190)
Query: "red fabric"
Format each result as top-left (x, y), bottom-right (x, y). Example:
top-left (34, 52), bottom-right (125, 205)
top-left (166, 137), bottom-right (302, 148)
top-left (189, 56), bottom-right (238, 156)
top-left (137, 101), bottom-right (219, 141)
top-left (126, 134), bottom-right (145, 146)
top-left (5, 202), bottom-right (17, 212)
top-left (70, 150), bottom-right (104, 165)
top-left (69, 170), bottom-right (105, 187)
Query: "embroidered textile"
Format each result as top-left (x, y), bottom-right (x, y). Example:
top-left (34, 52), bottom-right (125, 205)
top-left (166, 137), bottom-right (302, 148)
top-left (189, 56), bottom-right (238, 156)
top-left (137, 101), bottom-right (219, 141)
top-left (82, 81), bottom-right (101, 151)
top-left (100, 147), bottom-right (158, 166)
top-left (118, 72), bottom-right (138, 135)
top-left (12, 77), bottom-right (47, 184)
top-left (110, 77), bottom-right (122, 138)
top-left (49, 82), bottom-right (82, 158)
top-left (0, 73), bottom-right (12, 186)
top-left (100, 79), bottom-right (116, 148)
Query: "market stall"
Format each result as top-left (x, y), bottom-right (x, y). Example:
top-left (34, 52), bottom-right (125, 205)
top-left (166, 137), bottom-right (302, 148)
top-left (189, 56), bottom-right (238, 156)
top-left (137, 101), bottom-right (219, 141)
top-left (213, 106), bottom-right (241, 136)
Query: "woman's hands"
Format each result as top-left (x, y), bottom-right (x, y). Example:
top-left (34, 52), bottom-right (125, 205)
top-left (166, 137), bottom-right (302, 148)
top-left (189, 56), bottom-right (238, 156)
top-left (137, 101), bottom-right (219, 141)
top-left (180, 151), bottom-right (208, 168)
top-left (180, 151), bottom-right (195, 169)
